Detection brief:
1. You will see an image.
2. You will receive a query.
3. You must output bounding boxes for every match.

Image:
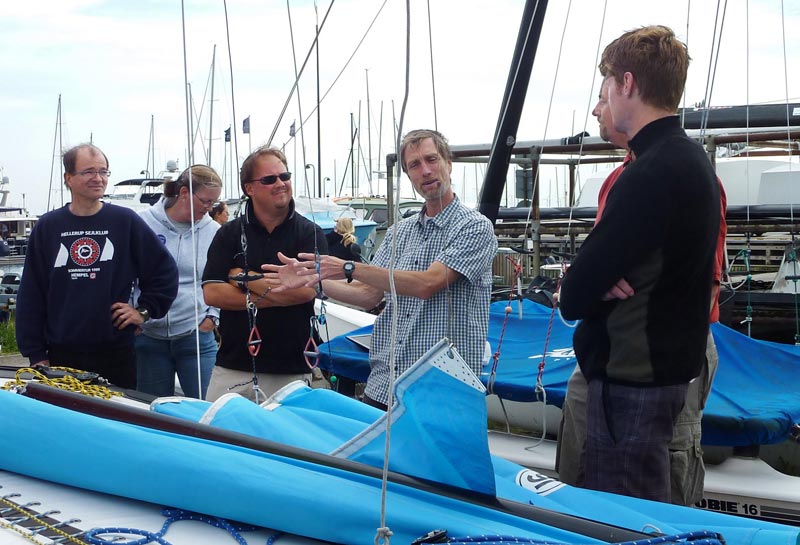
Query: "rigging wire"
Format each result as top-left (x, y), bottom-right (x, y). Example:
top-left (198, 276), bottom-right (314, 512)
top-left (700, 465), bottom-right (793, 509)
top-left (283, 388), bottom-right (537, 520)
top-left (533, 0), bottom-right (600, 331)
top-left (699, 0), bottom-right (728, 137)
top-left (287, 0), bottom-right (326, 373)
top-left (187, 53), bottom-right (219, 166)
top-left (279, 0), bottom-right (390, 150)
top-left (743, 0), bottom-right (754, 337)
top-left (484, 0), bottom-right (591, 441)
top-left (426, 0), bottom-right (438, 131)
top-left (222, 0), bottom-right (242, 196)
top-left (268, 0), bottom-right (336, 147)
top-left (690, 1), bottom-right (741, 330)
top-left (179, 0), bottom-right (205, 399)
top-left (286, 0), bottom-right (312, 200)
top-left (562, 0), bottom-right (608, 220)
top-left (374, 0), bottom-right (412, 542)
top-left (680, 1), bottom-right (691, 128)
top-left (778, 0), bottom-right (800, 344)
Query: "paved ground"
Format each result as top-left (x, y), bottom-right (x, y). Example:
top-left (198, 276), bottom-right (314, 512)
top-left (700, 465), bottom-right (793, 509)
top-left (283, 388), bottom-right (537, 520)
top-left (0, 353), bottom-right (28, 368)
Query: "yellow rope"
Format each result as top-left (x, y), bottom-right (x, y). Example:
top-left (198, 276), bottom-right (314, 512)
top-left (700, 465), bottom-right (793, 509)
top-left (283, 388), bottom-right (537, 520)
top-left (0, 367), bottom-right (124, 400)
top-left (0, 495), bottom-right (88, 545)
top-left (0, 367), bottom-right (120, 543)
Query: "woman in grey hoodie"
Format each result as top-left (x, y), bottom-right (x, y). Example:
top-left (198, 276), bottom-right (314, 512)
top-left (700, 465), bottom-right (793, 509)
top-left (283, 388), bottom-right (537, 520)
top-left (136, 165), bottom-right (222, 398)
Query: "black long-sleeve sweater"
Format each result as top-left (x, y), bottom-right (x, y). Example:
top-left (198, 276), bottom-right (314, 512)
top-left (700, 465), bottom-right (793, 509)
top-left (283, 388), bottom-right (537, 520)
top-left (559, 116), bottom-right (719, 386)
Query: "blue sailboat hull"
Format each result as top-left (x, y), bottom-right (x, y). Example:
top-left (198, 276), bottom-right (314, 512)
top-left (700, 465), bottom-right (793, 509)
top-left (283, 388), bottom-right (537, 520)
top-left (1, 342), bottom-right (798, 545)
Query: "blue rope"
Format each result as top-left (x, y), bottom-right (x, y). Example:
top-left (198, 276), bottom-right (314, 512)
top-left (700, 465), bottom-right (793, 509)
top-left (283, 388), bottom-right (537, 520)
top-left (82, 507), bottom-right (263, 545)
top-left (443, 530), bottom-right (725, 545)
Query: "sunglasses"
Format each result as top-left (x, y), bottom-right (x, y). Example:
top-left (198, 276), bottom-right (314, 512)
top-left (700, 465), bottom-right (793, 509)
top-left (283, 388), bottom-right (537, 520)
top-left (251, 172), bottom-right (292, 185)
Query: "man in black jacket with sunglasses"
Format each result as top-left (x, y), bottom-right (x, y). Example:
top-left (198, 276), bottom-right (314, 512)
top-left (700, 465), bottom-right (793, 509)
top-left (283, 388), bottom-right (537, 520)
top-left (202, 146), bottom-right (327, 402)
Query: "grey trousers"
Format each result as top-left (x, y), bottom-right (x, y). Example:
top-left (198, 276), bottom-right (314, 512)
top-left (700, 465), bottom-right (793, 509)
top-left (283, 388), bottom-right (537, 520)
top-left (556, 331), bottom-right (718, 505)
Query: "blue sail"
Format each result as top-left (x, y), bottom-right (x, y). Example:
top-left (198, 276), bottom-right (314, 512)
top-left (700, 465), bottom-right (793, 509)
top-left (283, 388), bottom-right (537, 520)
top-left (156, 340), bottom-right (496, 495)
top-left (318, 299), bottom-right (800, 447)
top-left (150, 347), bottom-right (800, 545)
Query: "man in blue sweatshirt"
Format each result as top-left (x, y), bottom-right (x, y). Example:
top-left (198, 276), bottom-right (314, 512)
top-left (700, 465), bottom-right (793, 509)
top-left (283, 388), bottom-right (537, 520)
top-left (16, 143), bottom-right (178, 389)
top-left (558, 26), bottom-right (720, 502)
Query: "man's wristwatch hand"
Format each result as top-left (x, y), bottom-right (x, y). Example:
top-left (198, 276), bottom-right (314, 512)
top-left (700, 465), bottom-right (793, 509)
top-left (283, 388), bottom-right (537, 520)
top-left (343, 261), bottom-right (355, 283)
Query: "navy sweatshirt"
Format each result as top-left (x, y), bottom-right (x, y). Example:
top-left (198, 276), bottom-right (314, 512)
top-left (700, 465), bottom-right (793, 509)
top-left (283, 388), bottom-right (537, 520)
top-left (559, 116), bottom-right (720, 386)
top-left (16, 203), bottom-right (178, 363)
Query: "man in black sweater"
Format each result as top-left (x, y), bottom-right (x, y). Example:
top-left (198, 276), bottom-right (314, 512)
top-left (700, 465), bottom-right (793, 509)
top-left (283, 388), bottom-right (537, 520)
top-left (17, 144), bottom-right (178, 389)
top-left (559, 26), bottom-right (720, 502)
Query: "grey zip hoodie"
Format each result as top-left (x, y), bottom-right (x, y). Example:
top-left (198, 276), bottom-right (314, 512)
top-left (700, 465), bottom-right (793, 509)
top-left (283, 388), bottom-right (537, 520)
top-left (137, 199), bottom-right (220, 339)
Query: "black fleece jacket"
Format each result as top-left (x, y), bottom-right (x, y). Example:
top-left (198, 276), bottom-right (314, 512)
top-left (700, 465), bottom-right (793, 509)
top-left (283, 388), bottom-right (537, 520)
top-left (560, 116), bottom-right (719, 386)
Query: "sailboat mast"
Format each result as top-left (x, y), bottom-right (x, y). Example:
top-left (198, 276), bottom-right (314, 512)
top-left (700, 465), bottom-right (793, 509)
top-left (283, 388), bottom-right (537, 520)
top-left (150, 116), bottom-right (156, 179)
top-left (377, 101), bottom-right (384, 180)
top-left (351, 113), bottom-right (356, 197)
top-left (47, 94), bottom-right (63, 212)
top-left (366, 69), bottom-right (372, 188)
top-left (59, 101), bottom-right (64, 207)
top-left (208, 44), bottom-right (216, 168)
top-left (478, 0), bottom-right (549, 223)
top-left (145, 114), bottom-right (155, 178)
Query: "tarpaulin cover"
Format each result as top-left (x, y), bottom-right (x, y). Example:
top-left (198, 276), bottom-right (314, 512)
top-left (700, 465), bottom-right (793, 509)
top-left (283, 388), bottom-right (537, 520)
top-left (318, 299), bottom-right (800, 446)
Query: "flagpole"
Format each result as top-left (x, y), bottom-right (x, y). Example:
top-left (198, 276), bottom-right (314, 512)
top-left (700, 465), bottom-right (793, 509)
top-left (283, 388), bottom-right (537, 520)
top-left (224, 126), bottom-right (232, 197)
top-left (222, 133), bottom-right (228, 199)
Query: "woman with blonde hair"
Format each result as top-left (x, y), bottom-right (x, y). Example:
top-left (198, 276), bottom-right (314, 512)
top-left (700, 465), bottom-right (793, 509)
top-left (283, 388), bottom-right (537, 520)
top-left (326, 216), bottom-right (362, 261)
top-left (136, 164), bottom-right (222, 399)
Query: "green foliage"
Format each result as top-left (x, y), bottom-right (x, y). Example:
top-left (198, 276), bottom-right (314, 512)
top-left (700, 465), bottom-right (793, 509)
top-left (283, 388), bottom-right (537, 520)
top-left (0, 316), bottom-right (18, 354)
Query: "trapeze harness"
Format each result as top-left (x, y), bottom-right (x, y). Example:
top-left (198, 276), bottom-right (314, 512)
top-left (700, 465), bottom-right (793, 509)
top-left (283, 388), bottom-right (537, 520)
top-left (226, 212), bottom-right (333, 399)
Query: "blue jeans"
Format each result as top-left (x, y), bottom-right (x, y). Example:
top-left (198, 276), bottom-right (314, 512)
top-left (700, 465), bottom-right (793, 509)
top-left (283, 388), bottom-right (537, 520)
top-left (135, 330), bottom-right (217, 399)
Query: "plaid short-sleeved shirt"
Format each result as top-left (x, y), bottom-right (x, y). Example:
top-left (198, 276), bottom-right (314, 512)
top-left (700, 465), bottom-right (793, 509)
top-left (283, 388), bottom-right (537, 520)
top-left (365, 197), bottom-right (497, 405)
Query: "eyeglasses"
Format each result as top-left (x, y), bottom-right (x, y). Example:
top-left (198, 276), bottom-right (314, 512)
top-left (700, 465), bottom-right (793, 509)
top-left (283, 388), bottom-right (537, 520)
top-left (250, 172), bottom-right (292, 185)
top-left (74, 169), bottom-right (111, 178)
top-left (193, 193), bottom-right (217, 208)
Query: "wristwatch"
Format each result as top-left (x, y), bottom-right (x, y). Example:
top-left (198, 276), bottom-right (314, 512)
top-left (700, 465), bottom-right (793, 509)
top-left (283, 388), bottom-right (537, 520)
top-left (136, 307), bottom-right (151, 322)
top-left (343, 261), bottom-right (355, 283)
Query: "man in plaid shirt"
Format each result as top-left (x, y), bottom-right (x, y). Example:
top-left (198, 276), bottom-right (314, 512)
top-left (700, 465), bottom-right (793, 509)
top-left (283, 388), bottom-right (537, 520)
top-left (266, 129), bottom-right (497, 410)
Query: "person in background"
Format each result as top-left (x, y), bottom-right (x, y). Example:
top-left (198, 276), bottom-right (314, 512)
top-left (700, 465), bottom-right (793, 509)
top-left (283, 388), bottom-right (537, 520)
top-left (202, 146), bottom-right (327, 402)
top-left (326, 216), bottom-right (363, 262)
top-left (556, 72), bottom-right (728, 505)
top-left (136, 165), bottom-right (223, 399)
top-left (16, 143), bottom-right (178, 388)
top-left (558, 26), bottom-right (720, 502)
top-left (265, 129), bottom-right (497, 411)
top-left (209, 201), bottom-right (229, 225)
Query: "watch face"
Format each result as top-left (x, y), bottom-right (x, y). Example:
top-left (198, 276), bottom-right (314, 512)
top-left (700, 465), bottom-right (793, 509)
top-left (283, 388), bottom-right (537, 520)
top-left (344, 262), bottom-right (355, 272)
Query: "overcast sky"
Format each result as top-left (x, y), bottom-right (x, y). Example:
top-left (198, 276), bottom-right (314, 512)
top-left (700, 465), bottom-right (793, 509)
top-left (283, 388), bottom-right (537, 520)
top-left (0, 0), bottom-right (797, 215)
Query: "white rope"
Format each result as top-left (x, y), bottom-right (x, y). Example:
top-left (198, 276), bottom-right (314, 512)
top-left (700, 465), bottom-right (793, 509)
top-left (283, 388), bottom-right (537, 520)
top-left (178, 1), bottom-right (205, 399)
top-left (372, 0), bottom-right (412, 542)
